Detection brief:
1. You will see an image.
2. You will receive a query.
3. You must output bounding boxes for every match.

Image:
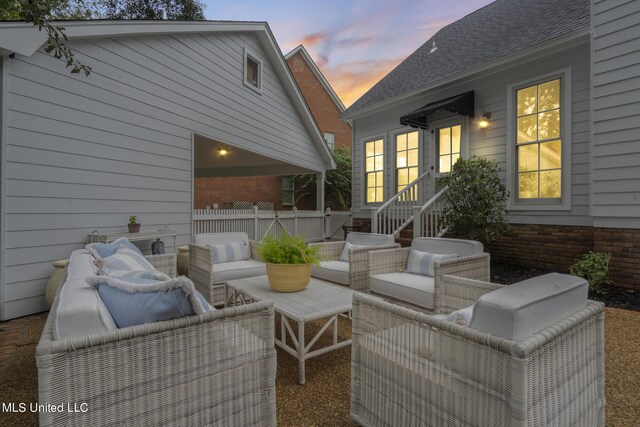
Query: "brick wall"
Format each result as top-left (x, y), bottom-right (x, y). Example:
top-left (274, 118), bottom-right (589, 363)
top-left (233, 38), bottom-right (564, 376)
top-left (194, 176), bottom-right (288, 210)
top-left (489, 224), bottom-right (639, 289)
top-left (286, 52), bottom-right (352, 150)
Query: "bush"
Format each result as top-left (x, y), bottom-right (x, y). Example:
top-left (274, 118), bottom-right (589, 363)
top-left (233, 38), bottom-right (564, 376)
top-left (438, 157), bottom-right (509, 246)
top-left (295, 145), bottom-right (351, 210)
top-left (569, 252), bottom-right (612, 295)
top-left (258, 234), bottom-right (321, 265)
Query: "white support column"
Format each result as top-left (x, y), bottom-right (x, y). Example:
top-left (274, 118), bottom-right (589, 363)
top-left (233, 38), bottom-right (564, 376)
top-left (316, 171), bottom-right (325, 212)
top-left (324, 208), bottom-right (331, 240)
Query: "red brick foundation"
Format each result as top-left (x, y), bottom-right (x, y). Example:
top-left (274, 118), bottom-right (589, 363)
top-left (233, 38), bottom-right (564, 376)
top-left (194, 176), bottom-right (287, 210)
top-left (489, 224), bottom-right (639, 290)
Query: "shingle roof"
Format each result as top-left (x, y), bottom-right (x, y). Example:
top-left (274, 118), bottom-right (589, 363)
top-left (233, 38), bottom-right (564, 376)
top-left (343, 0), bottom-right (590, 117)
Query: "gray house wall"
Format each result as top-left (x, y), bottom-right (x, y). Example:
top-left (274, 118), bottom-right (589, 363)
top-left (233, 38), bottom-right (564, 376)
top-left (351, 41), bottom-right (591, 226)
top-left (591, 0), bottom-right (640, 229)
top-left (1, 31), bottom-right (323, 319)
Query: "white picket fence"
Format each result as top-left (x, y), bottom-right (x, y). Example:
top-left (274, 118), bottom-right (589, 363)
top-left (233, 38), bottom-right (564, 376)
top-left (193, 207), bottom-right (352, 242)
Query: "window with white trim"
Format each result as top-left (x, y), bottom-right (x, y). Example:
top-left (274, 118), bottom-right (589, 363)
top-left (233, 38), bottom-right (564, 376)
top-left (436, 124), bottom-right (461, 173)
top-left (244, 48), bottom-right (262, 92)
top-left (282, 176), bottom-right (294, 206)
top-left (516, 78), bottom-right (561, 200)
top-left (365, 138), bottom-right (384, 203)
top-left (324, 132), bottom-right (335, 151)
top-left (396, 130), bottom-right (419, 200)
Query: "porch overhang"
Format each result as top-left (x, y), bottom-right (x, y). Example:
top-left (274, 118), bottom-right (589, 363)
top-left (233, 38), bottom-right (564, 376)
top-left (194, 134), bottom-right (320, 177)
top-left (400, 91), bottom-right (474, 129)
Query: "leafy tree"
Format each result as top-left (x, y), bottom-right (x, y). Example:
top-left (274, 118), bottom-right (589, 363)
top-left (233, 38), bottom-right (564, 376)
top-left (102, 0), bottom-right (205, 20)
top-left (295, 145), bottom-right (352, 210)
top-left (438, 157), bottom-right (509, 246)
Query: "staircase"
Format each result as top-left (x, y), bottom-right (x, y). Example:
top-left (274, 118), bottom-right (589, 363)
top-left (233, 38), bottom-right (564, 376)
top-left (371, 172), bottom-right (449, 242)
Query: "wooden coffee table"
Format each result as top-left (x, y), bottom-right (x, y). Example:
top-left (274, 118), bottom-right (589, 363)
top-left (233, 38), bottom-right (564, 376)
top-left (225, 275), bottom-right (359, 384)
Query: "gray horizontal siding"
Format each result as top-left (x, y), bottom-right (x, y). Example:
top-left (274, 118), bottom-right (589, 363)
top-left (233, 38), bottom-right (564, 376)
top-left (591, 0), bottom-right (640, 227)
top-left (1, 31), bottom-right (323, 319)
top-left (352, 43), bottom-right (592, 226)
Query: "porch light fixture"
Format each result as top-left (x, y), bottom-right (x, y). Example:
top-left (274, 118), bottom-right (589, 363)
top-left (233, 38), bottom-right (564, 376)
top-left (217, 147), bottom-right (229, 156)
top-left (479, 111), bottom-right (491, 129)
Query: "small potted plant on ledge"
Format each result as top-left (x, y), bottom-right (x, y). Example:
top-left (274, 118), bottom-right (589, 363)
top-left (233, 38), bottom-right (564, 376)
top-left (128, 215), bottom-right (141, 233)
top-left (259, 234), bottom-right (321, 292)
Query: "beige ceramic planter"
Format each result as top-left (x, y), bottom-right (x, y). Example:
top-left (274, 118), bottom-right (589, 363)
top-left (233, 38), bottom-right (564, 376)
top-left (266, 263), bottom-right (311, 292)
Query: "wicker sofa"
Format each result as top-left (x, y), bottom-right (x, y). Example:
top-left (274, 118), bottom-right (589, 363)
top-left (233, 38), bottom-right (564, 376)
top-left (367, 237), bottom-right (490, 312)
top-left (309, 232), bottom-right (399, 291)
top-left (189, 232), bottom-right (266, 306)
top-left (351, 273), bottom-right (605, 427)
top-left (37, 249), bottom-right (276, 426)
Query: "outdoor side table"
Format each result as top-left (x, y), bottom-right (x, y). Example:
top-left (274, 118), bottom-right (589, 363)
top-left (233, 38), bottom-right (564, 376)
top-left (225, 276), bottom-right (359, 384)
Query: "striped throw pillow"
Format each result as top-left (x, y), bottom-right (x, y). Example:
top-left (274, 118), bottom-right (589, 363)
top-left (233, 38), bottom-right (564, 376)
top-left (208, 241), bottom-right (250, 264)
top-left (406, 250), bottom-right (458, 277)
top-left (102, 246), bottom-right (156, 273)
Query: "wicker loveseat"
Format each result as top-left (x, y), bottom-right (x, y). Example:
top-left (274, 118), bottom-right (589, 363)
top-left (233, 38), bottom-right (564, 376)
top-left (37, 249), bottom-right (276, 426)
top-left (351, 273), bottom-right (605, 427)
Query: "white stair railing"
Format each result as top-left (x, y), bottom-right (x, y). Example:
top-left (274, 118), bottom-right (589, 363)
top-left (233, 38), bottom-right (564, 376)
top-left (371, 171), bottom-right (429, 236)
top-left (412, 186), bottom-right (449, 238)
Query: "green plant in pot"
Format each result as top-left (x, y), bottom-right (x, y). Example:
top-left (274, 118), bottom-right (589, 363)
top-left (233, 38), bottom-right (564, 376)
top-left (128, 215), bottom-right (141, 233)
top-left (258, 234), bottom-right (321, 292)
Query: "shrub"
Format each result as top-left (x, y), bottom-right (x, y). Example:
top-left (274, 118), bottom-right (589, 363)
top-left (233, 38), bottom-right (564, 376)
top-left (295, 145), bottom-right (351, 210)
top-left (258, 234), bottom-right (321, 265)
top-left (569, 252), bottom-right (612, 295)
top-left (438, 157), bottom-right (509, 246)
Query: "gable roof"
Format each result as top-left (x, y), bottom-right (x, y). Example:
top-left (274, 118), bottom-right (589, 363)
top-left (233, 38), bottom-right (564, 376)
top-left (0, 20), bottom-right (336, 169)
top-left (285, 45), bottom-right (346, 112)
top-left (342, 0), bottom-right (590, 118)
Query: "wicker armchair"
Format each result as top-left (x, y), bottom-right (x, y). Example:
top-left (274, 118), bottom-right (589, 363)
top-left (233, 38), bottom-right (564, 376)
top-left (309, 232), bottom-right (399, 291)
top-left (189, 233), bottom-right (265, 306)
top-left (145, 253), bottom-right (177, 278)
top-left (351, 274), bottom-right (606, 427)
top-left (367, 237), bottom-right (490, 313)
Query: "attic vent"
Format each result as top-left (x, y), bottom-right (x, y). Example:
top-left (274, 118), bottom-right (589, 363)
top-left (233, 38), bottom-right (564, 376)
top-left (429, 42), bottom-right (438, 54)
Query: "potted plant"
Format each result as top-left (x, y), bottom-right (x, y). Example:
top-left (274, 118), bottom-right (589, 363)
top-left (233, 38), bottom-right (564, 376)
top-left (128, 215), bottom-right (141, 233)
top-left (258, 234), bottom-right (321, 292)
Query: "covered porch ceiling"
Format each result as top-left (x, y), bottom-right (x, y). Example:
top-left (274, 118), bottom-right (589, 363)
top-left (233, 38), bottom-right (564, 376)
top-left (194, 134), bottom-right (320, 177)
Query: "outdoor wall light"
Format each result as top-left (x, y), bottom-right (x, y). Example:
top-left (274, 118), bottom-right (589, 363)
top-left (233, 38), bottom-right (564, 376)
top-left (217, 147), bottom-right (229, 156)
top-left (479, 111), bottom-right (491, 129)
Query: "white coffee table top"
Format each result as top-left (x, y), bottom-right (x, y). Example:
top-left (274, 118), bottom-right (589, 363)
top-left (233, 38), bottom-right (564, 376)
top-left (225, 276), bottom-right (358, 322)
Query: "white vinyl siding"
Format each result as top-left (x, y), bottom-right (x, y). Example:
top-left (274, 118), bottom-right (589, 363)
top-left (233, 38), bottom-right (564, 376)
top-left (0, 32), bottom-right (323, 319)
top-left (591, 0), bottom-right (640, 228)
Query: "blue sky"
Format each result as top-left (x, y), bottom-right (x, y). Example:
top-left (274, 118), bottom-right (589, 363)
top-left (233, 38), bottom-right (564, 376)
top-left (203, 0), bottom-right (495, 107)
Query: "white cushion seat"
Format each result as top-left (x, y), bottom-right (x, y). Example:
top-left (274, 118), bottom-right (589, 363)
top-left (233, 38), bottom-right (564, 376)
top-left (370, 272), bottom-right (435, 309)
top-left (469, 273), bottom-right (588, 341)
top-left (210, 259), bottom-right (266, 283)
top-left (311, 261), bottom-right (350, 285)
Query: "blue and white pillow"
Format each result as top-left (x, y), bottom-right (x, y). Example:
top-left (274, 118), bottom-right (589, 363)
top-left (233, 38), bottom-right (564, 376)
top-left (208, 241), bottom-right (250, 264)
top-left (339, 241), bottom-right (367, 262)
top-left (445, 305), bottom-right (475, 326)
top-left (101, 246), bottom-right (156, 273)
top-left (98, 269), bottom-right (170, 282)
top-left (86, 237), bottom-right (144, 259)
top-left (406, 250), bottom-right (458, 277)
top-left (87, 275), bottom-right (211, 328)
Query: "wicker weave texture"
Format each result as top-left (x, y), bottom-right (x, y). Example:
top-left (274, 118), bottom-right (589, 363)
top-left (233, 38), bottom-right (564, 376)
top-left (37, 300), bottom-right (277, 426)
top-left (351, 292), bottom-right (605, 427)
top-left (310, 241), bottom-right (400, 291)
top-left (189, 242), bottom-right (263, 306)
top-left (145, 253), bottom-right (177, 278)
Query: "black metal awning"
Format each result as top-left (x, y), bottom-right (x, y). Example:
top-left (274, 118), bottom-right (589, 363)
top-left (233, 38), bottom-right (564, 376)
top-left (400, 91), bottom-right (475, 129)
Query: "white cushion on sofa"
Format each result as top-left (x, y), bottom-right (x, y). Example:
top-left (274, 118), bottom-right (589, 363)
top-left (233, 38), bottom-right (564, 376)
top-left (370, 272), bottom-right (435, 309)
top-left (311, 261), bottom-right (350, 284)
top-left (210, 259), bottom-right (266, 283)
top-left (54, 250), bottom-right (117, 340)
top-left (411, 238), bottom-right (483, 257)
top-left (469, 273), bottom-right (588, 341)
top-left (346, 232), bottom-right (395, 247)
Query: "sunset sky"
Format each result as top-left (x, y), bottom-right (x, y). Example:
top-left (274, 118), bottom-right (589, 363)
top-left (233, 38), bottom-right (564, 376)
top-left (203, 0), bottom-right (495, 108)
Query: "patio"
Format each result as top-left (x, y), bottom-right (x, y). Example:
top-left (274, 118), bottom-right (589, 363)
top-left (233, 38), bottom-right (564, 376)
top-left (0, 301), bottom-right (638, 426)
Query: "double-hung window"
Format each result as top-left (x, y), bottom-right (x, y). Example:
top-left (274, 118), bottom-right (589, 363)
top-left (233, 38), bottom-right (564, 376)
top-left (365, 138), bottom-right (384, 203)
top-left (396, 131), bottom-right (419, 200)
top-left (516, 78), bottom-right (561, 200)
top-left (437, 124), bottom-right (461, 173)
